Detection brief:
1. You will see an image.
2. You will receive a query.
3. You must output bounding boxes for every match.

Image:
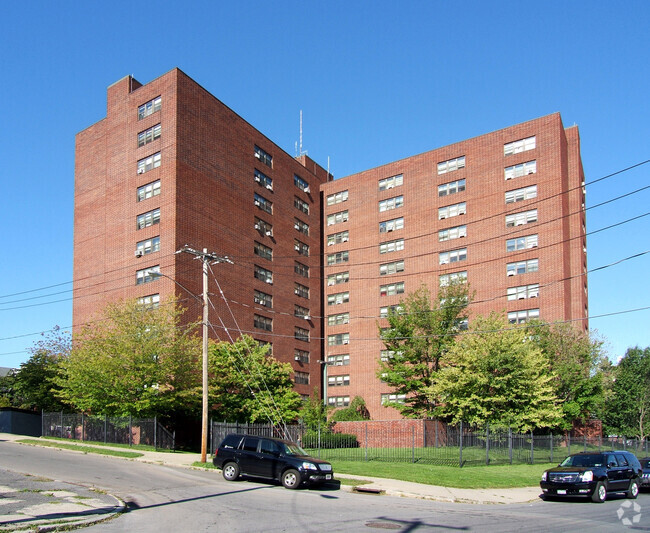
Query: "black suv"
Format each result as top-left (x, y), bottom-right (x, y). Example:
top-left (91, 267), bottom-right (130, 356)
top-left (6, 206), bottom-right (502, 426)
top-left (540, 451), bottom-right (642, 502)
top-left (213, 434), bottom-right (334, 489)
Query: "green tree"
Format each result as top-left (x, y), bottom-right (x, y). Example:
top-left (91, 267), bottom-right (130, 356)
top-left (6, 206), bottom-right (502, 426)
top-left (528, 321), bottom-right (605, 429)
top-left (330, 396), bottom-right (370, 422)
top-left (58, 298), bottom-right (201, 417)
top-left (603, 346), bottom-right (650, 440)
top-left (208, 335), bottom-right (302, 424)
top-left (430, 313), bottom-right (563, 431)
top-left (299, 388), bottom-right (331, 430)
top-left (377, 283), bottom-right (470, 418)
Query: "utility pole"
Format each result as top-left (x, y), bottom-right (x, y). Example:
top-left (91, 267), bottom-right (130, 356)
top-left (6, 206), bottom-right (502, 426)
top-left (176, 245), bottom-right (232, 463)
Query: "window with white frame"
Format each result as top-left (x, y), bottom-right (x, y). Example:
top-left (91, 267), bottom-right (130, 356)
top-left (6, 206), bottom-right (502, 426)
top-left (380, 304), bottom-right (403, 318)
top-left (381, 393), bottom-right (406, 405)
top-left (327, 271), bottom-right (349, 286)
top-left (294, 326), bottom-right (309, 342)
top-left (294, 371), bottom-right (309, 385)
top-left (137, 180), bottom-right (160, 202)
top-left (138, 124), bottom-right (161, 147)
top-left (294, 218), bottom-right (309, 235)
top-left (437, 156), bottom-right (466, 175)
top-left (295, 349), bottom-right (310, 363)
top-left (379, 196), bottom-right (404, 212)
top-left (254, 145), bottom-right (272, 167)
top-left (504, 136), bottom-right (536, 156)
top-left (507, 284), bottom-right (540, 301)
top-left (137, 152), bottom-right (161, 174)
top-left (254, 193), bottom-right (272, 214)
top-left (254, 169), bottom-right (273, 190)
top-left (136, 208), bottom-right (160, 229)
top-left (506, 259), bottom-right (539, 276)
top-left (327, 251), bottom-right (348, 265)
top-left (379, 260), bottom-right (404, 276)
top-left (438, 202), bottom-right (466, 220)
top-left (327, 292), bottom-right (349, 305)
top-left (380, 282), bottom-right (405, 297)
top-left (294, 196), bottom-right (309, 214)
top-left (254, 241), bottom-right (272, 261)
top-left (294, 174), bottom-right (310, 192)
top-left (327, 210), bottom-right (348, 226)
top-left (506, 234), bottom-right (538, 252)
top-left (254, 218), bottom-right (273, 236)
top-left (439, 248), bottom-right (467, 265)
top-left (379, 174), bottom-right (403, 191)
top-left (438, 178), bottom-right (466, 197)
top-left (505, 185), bottom-right (537, 204)
top-left (294, 239), bottom-right (309, 257)
top-left (138, 96), bottom-right (161, 120)
top-left (439, 270), bottom-right (468, 286)
top-left (254, 265), bottom-right (273, 283)
top-left (505, 209), bottom-right (537, 227)
top-left (508, 308), bottom-right (540, 324)
top-left (505, 160), bottom-right (537, 180)
top-left (295, 304), bottom-right (310, 319)
top-left (327, 230), bottom-right (348, 246)
top-left (438, 225), bottom-right (467, 242)
top-left (254, 314), bottom-right (272, 331)
top-left (327, 354), bottom-right (349, 366)
top-left (327, 190), bottom-right (348, 205)
top-left (328, 374), bottom-right (350, 386)
top-left (328, 312), bottom-right (349, 326)
top-left (294, 261), bottom-right (309, 278)
top-left (328, 396), bottom-right (350, 407)
top-left (328, 333), bottom-right (350, 346)
top-left (294, 282), bottom-right (309, 299)
top-left (379, 217), bottom-right (404, 233)
top-left (136, 265), bottom-right (160, 285)
top-left (137, 293), bottom-right (160, 309)
top-left (136, 236), bottom-right (160, 255)
top-left (379, 238), bottom-right (404, 254)
top-left (254, 290), bottom-right (272, 308)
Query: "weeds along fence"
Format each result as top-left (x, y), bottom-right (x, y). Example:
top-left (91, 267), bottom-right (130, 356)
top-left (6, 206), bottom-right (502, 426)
top-left (211, 419), bottom-right (650, 467)
top-left (42, 412), bottom-right (175, 450)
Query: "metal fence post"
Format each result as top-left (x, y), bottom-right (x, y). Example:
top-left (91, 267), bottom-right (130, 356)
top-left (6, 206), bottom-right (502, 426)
top-left (550, 433), bottom-right (553, 463)
top-left (530, 430), bottom-right (534, 464)
top-left (509, 428), bottom-right (513, 465)
top-left (154, 416), bottom-right (158, 450)
top-left (81, 413), bottom-right (85, 442)
top-left (459, 421), bottom-right (463, 468)
top-left (364, 423), bottom-right (368, 462)
top-left (567, 433), bottom-right (571, 455)
top-left (485, 423), bottom-right (490, 466)
top-left (412, 425), bottom-right (415, 464)
top-left (129, 415), bottom-right (132, 446)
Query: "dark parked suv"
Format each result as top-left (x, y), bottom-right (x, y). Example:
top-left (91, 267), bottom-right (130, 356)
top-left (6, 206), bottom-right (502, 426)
top-left (213, 434), bottom-right (334, 489)
top-left (540, 451), bottom-right (642, 502)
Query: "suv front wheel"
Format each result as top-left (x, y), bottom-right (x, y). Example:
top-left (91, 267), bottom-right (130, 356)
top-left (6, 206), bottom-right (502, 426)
top-left (222, 462), bottom-right (240, 482)
top-left (591, 482), bottom-right (607, 503)
top-left (626, 480), bottom-right (639, 499)
top-left (281, 469), bottom-right (301, 489)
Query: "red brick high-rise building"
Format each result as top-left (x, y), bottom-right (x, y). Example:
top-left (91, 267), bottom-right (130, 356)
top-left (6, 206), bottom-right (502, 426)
top-left (74, 69), bottom-right (587, 418)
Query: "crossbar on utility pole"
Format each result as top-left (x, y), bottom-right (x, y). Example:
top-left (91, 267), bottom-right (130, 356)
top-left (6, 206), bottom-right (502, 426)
top-left (176, 245), bottom-right (232, 464)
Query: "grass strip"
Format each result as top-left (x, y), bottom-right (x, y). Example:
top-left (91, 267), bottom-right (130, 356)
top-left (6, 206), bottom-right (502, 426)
top-left (17, 439), bottom-right (143, 459)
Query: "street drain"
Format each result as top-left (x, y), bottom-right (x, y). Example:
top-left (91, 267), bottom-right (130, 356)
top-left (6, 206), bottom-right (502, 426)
top-left (353, 486), bottom-right (385, 495)
top-left (365, 521), bottom-right (401, 530)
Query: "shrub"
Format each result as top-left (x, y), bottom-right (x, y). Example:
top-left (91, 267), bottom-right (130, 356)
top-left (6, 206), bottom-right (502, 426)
top-left (302, 429), bottom-right (359, 449)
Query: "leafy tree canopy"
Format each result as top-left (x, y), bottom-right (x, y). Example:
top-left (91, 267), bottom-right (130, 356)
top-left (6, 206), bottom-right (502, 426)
top-left (330, 396), bottom-right (371, 422)
top-left (299, 388), bottom-right (331, 430)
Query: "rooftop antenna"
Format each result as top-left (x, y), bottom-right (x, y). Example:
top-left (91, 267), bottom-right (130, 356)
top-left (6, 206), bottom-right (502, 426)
top-left (298, 110), bottom-right (307, 157)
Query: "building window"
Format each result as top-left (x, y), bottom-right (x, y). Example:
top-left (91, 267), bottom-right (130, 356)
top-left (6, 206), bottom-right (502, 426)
top-left (504, 136), bottom-right (536, 156)
top-left (379, 239), bottom-right (404, 254)
top-left (294, 197), bottom-right (309, 214)
top-left (327, 271), bottom-right (349, 286)
top-left (294, 261), bottom-right (309, 278)
top-left (379, 260), bottom-right (404, 276)
top-left (378, 174), bottom-right (403, 191)
top-left (254, 265), bottom-right (273, 284)
top-left (254, 145), bottom-right (272, 167)
top-left (438, 202), bottom-right (466, 220)
top-left (505, 210), bottom-right (538, 228)
top-left (438, 225), bottom-right (467, 242)
top-left (294, 283), bottom-right (309, 299)
top-left (380, 350), bottom-right (402, 362)
top-left (439, 248), bottom-right (467, 265)
top-left (327, 190), bottom-right (348, 205)
top-left (254, 169), bottom-right (273, 190)
top-left (327, 210), bottom-right (348, 226)
top-left (138, 96), bottom-right (161, 120)
top-left (506, 185), bottom-right (537, 204)
top-left (137, 152), bottom-right (161, 174)
top-left (505, 160), bottom-right (537, 180)
top-left (294, 218), bottom-right (309, 235)
top-left (380, 305), bottom-right (403, 318)
top-left (327, 251), bottom-right (349, 265)
top-left (137, 293), bottom-right (160, 309)
top-left (295, 349), bottom-right (310, 364)
top-left (254, 218), bottom-right (273, 237)
top-left (328, 396), bottom-right (350, 407)
top-left (254, 193), bottom-right (272, 214)
top-left (327, 354), bottom-right (349, 366)
top-left (438, 178), bottom-right (466, 197)
top-left (381, 393), bottom-right (406, 405)
top-left (328, 374), bottom-right (350, 386)
top-left (379, 217), bottom-right (404, 234)
top-left (254, 290), bottom-right (272, 308)
top-left (295, 304), bottom-right (310, 319)
top-left (507, 259), bottom-right (539, 276)
top-left (255, 340), bottom-right (272, 354)
top-left (294, 174), bottom-right (310, 192)
top-left (254, 242), bottom-right (272, 261)
top-left (437, 156), bottom-right (465, 175)
top-left (380, 282), bottom-right (405, 297)
top-left (136, 236), bottom-right (160, 256)
top-left (136, 208), bottom-right (160, 229)
top-left (295, 371), bottom-right (310, 385)
top-left (379, 196), bottom-right (404, 212)
top-left (327, 292), bottom-right (349, 306)
top-left (327, 312), bottom-right (350, 326)
top-left (328, 333), bottom-right (350, 346)
top-left (295, 327), bottom-right (309, 342)
top-left (138, 124), bottom-right (161, 147)
top-left (327, 230), bottom-right (349, 246)
top-left (508, 308), bottom-right (540, 324)
top-left (137, 180), bottom-right (160, 202)
top-left (294, 239), bottom-right (309, 257)
top-left (506, 234), bottom-right (538, 252)
top-left (439, 271), bottom-right (468, 286)
top-left (136, 265), bottom-right (160, 285)
top-left (507, 284), bottom-right (540, 301)
top-left (254, 314), bottom-right (272, 331)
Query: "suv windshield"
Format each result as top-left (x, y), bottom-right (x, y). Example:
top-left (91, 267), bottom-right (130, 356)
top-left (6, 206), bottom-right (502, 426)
top-left (281, 442), bottom-right (308, 456)
top-left (560, 454), bottom-right (605, 467)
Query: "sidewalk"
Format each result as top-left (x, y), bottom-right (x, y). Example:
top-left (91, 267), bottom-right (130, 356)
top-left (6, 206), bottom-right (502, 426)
top-left (0, 433), bottom-right (540, 530)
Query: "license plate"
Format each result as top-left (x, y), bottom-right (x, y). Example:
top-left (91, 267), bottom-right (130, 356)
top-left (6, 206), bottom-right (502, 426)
top-left (557, 489), bottom-right (566, 495)
top-left (326, 474), bottom-right (332, 480)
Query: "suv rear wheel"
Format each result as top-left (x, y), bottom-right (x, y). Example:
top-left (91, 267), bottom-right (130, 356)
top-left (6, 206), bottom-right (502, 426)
top-left (626, 480), bottom-right (639, 499)
top-left (281, 469), bottom-right (301, 489)
top-left (591, 482), bottom-right (607, 503)
top-left (222, 462), bottom-right (240, 482)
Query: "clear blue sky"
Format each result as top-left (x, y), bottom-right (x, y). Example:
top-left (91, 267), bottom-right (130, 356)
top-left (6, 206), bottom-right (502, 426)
top-left (1, 1), bottom-right (648, 368)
